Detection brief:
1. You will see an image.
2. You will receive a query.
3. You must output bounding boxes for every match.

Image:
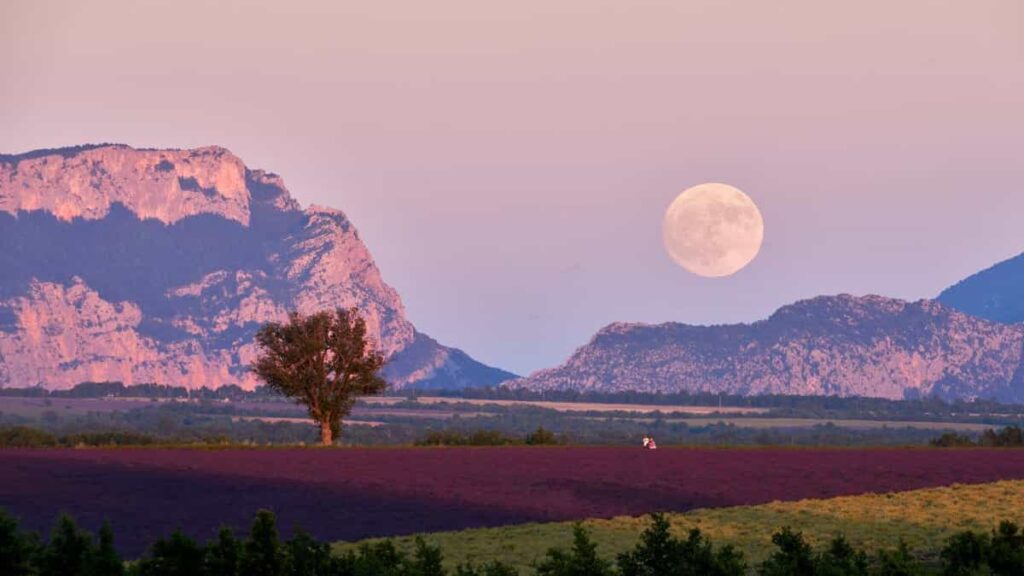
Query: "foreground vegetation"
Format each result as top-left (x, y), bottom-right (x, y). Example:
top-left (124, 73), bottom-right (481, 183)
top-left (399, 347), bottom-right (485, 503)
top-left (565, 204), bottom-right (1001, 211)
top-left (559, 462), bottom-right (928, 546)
top-left (336, 480), bottom-right (1024, 572)
top-left (3, 505), bottom-right (1024, 575)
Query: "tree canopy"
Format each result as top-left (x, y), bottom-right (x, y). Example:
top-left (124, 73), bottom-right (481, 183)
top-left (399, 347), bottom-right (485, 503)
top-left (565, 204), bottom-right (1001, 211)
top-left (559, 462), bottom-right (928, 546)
top-left (253, 308), bottom-right (387, 445)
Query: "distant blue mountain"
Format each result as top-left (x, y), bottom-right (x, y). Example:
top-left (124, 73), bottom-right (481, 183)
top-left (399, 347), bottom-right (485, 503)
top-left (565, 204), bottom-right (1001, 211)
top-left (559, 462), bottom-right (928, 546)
top-left (939, 253), bottom-right (1024, 324)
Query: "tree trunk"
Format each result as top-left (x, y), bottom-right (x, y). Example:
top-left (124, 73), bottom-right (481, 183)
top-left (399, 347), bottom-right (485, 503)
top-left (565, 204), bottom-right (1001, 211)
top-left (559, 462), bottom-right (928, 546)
top-left (320, 420), bottom-right (333, 446)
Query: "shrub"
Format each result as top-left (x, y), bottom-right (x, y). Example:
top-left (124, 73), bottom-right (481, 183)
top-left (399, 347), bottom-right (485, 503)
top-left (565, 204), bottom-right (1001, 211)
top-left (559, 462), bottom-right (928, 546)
top-left (987, 521), bottom-right (1024, 576)
top-left (617, 513), bottom-right (745, 576)
top-left (134, 529), bottom-right (205, 576)
top-left (758, 527), bottom-right (816, 576)
top-left (62, 431), bottom-right (157, 447)
top-left (89, 522), bottom-right (125, 576)
top-left (815, 535), bottom-right (868, 576)
top-left (415, 429), bottom-right (518, 447)
top-left (929, 433), bottom-right (975, 448)
top-left (241, 510), bottom-right (282, 576)
top-left (536, 524), bottom-right (614, 576)
top-left (406, 537), bottom-right (445, 576)
top-left (204, 527), bottom-right (242, 576)
top-left (335, 540), bottom-right (405, 574)
top-left (282, 528), bottom-right (332, 576)
top-left (0, 425), bottom-right (58, 447)
top-left (978, 426), bottom-right (1024, 447)
top-left (940, 529), bottom-right (988, 576)
top-left (525, 427), bottom-right (563, 446)
top-left (874, 540), bottom-right (925, 576)
top-left (0, 509), bottom-right (39, 576)
top-left (39, 514), bottom-right (95, 576)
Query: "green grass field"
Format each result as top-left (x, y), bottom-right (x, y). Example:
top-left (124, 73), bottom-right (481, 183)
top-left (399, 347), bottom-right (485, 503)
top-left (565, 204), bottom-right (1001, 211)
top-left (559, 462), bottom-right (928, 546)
top-left (334, 480), bottom-right (1024, 572)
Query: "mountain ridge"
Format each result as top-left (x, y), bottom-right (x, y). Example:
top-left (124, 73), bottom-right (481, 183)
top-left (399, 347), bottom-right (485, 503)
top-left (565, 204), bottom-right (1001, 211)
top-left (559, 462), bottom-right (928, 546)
top-left (510, 294), bottom-right (1024, 401)
top-left (938, 251), bottom-right (1024, 325)
top-left (0, 144), bottom-right (515, 390)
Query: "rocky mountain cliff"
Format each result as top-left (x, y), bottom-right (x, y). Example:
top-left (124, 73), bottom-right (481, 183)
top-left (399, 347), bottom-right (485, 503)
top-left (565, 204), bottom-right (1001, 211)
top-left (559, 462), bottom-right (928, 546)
top-left (0, 144), bottom-right (515, 390)
top-left (510, 295), bottom-right (1024, 401)
top-left (939, 252), bottom-right (1024, 325)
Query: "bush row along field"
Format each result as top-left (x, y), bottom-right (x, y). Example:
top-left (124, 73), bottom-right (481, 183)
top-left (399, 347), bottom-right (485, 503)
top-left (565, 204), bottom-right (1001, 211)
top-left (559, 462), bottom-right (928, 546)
top-left (5, 495), bottom-right (1024, 575)
top-left (3, 416), bottom-right (1024, 450)
top-left (334, 480), bottom-right (1024, 572)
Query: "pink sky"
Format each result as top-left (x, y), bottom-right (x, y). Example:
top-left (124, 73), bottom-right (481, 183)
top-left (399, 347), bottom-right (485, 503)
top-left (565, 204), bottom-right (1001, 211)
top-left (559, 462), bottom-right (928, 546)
top-left (2, 1), bottom-right (1022, 374)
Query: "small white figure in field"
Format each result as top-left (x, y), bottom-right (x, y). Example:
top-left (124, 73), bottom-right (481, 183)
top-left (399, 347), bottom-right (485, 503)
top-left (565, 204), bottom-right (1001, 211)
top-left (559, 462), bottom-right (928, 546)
top-left (642, 435), bottom-right (657, 450)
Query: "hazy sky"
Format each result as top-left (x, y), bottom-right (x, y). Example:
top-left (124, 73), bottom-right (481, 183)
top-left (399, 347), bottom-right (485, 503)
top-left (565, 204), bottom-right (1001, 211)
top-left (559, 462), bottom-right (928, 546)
top-left (2, 1), bottom-right (1022, 375)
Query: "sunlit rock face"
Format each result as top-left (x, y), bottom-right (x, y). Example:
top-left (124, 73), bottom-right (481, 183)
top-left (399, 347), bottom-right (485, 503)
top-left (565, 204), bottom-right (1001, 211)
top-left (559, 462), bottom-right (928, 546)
top-left (510, 295), bottom-right (1024, 402)
top-left (0, 145), bottom-right (515, 390)
top-left (1, 145), bottom-right (252, 225)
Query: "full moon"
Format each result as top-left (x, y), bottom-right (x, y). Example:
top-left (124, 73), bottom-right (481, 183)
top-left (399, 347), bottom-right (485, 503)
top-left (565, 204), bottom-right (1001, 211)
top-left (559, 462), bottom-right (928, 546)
top-left (662, 183), bottom-right (764, 278)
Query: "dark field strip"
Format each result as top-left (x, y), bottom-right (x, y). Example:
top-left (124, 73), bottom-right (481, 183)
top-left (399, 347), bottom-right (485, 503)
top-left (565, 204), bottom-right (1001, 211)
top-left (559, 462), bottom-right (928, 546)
top-left (2, 447), bottom-right (1023, 556)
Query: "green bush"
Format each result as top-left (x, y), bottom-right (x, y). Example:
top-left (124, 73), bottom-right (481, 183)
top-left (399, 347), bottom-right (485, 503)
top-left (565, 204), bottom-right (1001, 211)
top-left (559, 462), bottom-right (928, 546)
top-left (0, 509), bottom-right (38, 576)
top-left (415, 429), bottom-right (519, 447)
top-left (0, 425), bottom-right (59, 447)
top-left (987, 522), bottom-right (1024, 576)
top-left (758, 527), bottom-right (816, 576)
top-left (282, 529), bottom-right (332, 576)
top-left (979, 425), bottom-right (1024, 447)
top-left (134, 529), bottom-right (206, 576)
top-left (91, 523), bottom-right (125, 576)
top-left (940, 529), bottom-right (988, 576)
top-left (241, 510), bottom-right (282, 576)
top-left (617, 513), bottom-right (746, 576)
top-left (40, 514), bottom-right (97, 576)
top-left (204, 527), bottom-right (242, 576)
top-left (6, 505), bottom-right (1024, 576)
top-left (928, 433), bottom-right (975, 448)
top-left (815, 536), bottom-right (869, 576)
top-left (874, 541), bottom-right (925, 576)
top-left (524, 427), bottom-right (563, 446)
top-left (536, 524), bottom-right (614, 576)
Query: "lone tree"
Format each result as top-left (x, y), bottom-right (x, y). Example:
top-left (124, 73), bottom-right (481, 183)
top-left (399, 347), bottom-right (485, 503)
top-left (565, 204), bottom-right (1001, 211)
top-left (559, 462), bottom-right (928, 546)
top-left (253, 308), bottom-right (387, 445)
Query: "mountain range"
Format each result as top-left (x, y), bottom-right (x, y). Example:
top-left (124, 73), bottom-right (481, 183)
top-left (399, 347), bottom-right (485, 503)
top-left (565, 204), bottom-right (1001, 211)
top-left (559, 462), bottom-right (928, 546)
top-left (3, 143), bottom-right (1023, 401)
top-left (509, 294), bottom-right (1024, 401)
top-left (0, 144), bottom-right (515, 390)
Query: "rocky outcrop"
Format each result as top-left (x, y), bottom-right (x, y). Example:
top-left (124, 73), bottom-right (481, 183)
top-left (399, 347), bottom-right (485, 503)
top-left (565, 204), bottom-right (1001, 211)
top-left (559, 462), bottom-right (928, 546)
top-left (0, 145), bottom-right (514, 390)
top-left (510, 295), bottom-right (1024, 401)
top-left (1, 145), bottom-right (252, 225)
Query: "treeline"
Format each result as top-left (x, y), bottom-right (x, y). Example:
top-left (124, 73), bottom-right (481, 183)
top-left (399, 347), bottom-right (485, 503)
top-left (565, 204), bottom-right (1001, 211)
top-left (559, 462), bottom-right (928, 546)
top-left (0, 381), bottom-right (278, 401)
top-left (414, 427), bottom-right (564, 447)
top-left (425, 386), bottom-right (1024, 421)
top-left (0, 423), bottom-right (564, 449)
top-left (931, 426), bottom-right (1024, 448)
top-left (0, 426), bottom-right (165, 448)
top-left (0, 417), bottom-right (951, 449)
top-left (4, 509), bottom-right (1024, 575)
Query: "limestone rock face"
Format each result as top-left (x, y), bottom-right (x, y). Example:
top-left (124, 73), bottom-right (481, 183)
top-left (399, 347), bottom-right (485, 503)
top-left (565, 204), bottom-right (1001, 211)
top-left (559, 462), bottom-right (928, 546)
top-left (0, 145), bottom-right (514, 390)
top-left (510, 295), bottom-right (1024, 401)
top-left (1, 145), bottom-right (251, 225)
